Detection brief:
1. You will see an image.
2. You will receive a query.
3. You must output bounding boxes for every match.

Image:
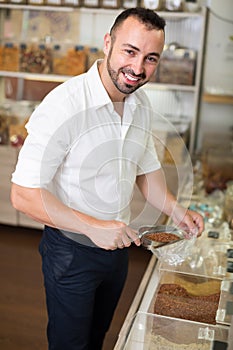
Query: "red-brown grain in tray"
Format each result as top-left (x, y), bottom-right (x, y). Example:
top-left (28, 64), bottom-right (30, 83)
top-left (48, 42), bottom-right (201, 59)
top-left (145, 232), bottom-right (180, 243)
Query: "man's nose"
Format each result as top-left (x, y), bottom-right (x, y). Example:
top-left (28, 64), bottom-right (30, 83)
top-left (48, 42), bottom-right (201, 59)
top-left (131, 57), bottom-right (145, 76)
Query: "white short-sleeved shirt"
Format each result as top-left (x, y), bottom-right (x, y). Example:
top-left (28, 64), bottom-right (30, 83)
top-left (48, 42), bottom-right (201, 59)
top-left (12, 61), bottom-right (161, 224)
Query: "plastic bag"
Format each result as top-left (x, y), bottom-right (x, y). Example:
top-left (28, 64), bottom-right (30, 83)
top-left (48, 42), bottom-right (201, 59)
top-left (152, 235), bottom-right (197, 266)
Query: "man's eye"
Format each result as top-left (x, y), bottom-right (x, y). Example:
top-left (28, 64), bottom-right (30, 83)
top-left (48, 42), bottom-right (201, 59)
top-left (125, 49), bottom-right (135, 56)
top-left (147, 56), bottom-right (158, 64)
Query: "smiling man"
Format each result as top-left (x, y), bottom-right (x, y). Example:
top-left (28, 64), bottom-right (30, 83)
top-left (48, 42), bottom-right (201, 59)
top-left (11, 7), bottom-right (204, 350)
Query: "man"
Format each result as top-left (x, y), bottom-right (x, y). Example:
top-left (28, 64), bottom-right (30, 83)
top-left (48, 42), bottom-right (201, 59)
top-left (11, 7), bottom-right (204, 350)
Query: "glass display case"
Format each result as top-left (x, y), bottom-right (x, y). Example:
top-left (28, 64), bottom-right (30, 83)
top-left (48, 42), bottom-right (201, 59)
top-left (122, 312), bottom-right (229, 350)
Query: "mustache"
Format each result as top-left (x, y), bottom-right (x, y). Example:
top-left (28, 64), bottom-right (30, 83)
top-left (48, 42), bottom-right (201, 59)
top-left (121, 68), bottom-right (146, 80)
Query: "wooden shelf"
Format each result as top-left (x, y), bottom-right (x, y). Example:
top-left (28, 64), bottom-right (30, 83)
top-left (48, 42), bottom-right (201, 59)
top-left (203, 93), bottom-right (233, 105)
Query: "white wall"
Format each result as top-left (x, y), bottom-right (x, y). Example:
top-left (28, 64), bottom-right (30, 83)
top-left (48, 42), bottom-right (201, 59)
top-left (197, 0), bottom-right (233, 150)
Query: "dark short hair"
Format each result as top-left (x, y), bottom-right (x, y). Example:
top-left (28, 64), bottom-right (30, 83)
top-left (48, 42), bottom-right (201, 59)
top-left (110, 7), bottom-right (166, 36)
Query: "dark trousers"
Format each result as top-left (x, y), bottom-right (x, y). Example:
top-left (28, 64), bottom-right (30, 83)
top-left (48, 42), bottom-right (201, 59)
top-left (39, 226), bottom-right (129, 350)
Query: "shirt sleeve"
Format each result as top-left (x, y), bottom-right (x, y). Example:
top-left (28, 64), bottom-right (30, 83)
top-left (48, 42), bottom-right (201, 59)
top-left (11, 102), bottom-right (72, 188)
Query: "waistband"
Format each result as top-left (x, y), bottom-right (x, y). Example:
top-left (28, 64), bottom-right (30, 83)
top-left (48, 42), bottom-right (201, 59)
top-left (44, 225), bottom-right (98, 248)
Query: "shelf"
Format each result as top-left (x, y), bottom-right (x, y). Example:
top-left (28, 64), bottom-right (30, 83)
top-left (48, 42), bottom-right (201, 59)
top-left (0, 70), bottom-right (69, 83)
top-left (0, 71), bottom-right (198, 91)
top-left (0, 3), bottom-right (73, 12)
top-left (0, 3), bottom-right (204, 17)
top-left (145, 82), bottom-right (197, 92)
top-left (203, 93), bottom-right (233, 105)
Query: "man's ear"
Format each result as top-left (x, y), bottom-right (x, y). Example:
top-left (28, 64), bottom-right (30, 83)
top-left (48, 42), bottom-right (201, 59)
top-left (103, 33), bottom-right (111, 55)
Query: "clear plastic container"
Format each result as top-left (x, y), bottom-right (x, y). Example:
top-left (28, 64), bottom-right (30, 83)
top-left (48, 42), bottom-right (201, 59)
top-left (164, 0), bottom-right (183, 11)
top-left (2, 41), bottom-right (19, 72)
top-left (66, 45), bottom-right (87, 76)
top-left (122, 0), bottom-right (140, 8)
top-left (62, 0), bottom-right (81, 6)
top-left (156, 46), bottom-right (197, 85)
top-left (27, 0), bottom-right (45, 5)
top-left (122, 312), bottom-right (230, 350)
top-left (100, 0), bottom-right (121, 8)
top-left (52, 44), bottom-right (68, 75)
top-left (141, 0), bottom-right (164, 10)
top-left (86, 47), bottom-right (104, 70)
top-left (202, 148), bottom-right (233, 194)
top-left (82, 0), bottom-right (100, 8)
top-left (150, 271), bottom-right (222, 325)
top-left (216, 279), bottom-right (233, 326)
top-left (19, 41), bottom-right (52, 74)
top-left (45, 0), bottom-right (63, 5)
top-left (8, 0), bottom-right (27, 3)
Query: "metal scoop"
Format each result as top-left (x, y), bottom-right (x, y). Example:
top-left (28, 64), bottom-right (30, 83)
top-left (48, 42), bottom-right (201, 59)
top-left (138, 225), bottom-right (186, 251)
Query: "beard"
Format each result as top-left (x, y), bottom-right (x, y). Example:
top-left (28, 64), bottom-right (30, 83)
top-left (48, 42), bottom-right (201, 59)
top-left (106, 49), bottom-right (147, 95)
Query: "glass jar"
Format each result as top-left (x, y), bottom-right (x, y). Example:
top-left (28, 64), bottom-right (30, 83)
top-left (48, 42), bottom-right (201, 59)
top-left (202, 148), bottom-right (233, 194)
top-left (100, 0), bottom-right (121, 8)
top-left (52, 44), bottom-right (68, 75)
top-left (86, 47), bottom-right (104, 70)
top-left (45, 0), bottom-right (63, 5)
top-left (2, 42), bottom-right (19, 72)
top-left (20, 41), bottom-right (52, 74)
top-left (27, 0), bottom-right (45, 5)
top-left (164, 0), bottom-right (183, 11)
top-left (66, 45), bottom-right (87, 76)
top-left (62, 0), bottom-right (81, 6)
top-left (82, 0), bottom-right (100, 8)
top-left (141, 0), bottom-right (164, 10)
top-left (122, 0), bottom-right (140, 8)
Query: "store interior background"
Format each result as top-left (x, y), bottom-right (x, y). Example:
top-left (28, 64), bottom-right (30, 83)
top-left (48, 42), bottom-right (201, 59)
top-left (197, 0), bottom-right (233, 149)
top-left (0, 0), bottom-right (233, 349)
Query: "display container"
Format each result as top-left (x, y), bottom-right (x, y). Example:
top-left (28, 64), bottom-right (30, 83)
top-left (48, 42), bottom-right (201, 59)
top-left (52, 44), bottom-right (68, 75)
top-left (86, 47), bottom-right (104, 70)
top-left (155, 44), bottom-right (197, 85)
top-left (202, 148), bottom-right (233, 194)
top-left (1, 42), bottom-right (19, 72)
top-left (164, 0), bottom-right (183, 11)
top-left (122, 312), bottom-right (230, 350)
top-left (122, 0), bottom-right (139, 8)
top-left (8, 0), bottom-right (27, 3)
top-left (99, 0), bottom-right (121, 8)
top-left (19, 41), bottom-right (53, 74)
top-left (216, 279), bottom-right (233, 326)
top-left (141, 0), bottom-right (164, 10)
top-left (27, 0), bottom-right (45, 5)
top-left (149, 271), bottom-right (223, 325)
top-left (45, 0), bottom-right (63, 5)
top-left (82, 0), bottom-right (100, 8)
top-left (66, 45), bottom-right (87, 76)
top-left (62, 0), bottom-right (82, 6)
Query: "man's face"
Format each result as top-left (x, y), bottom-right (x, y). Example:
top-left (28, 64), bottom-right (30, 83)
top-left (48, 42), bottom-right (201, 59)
top-left (104, 17), bottom-right (165, 95)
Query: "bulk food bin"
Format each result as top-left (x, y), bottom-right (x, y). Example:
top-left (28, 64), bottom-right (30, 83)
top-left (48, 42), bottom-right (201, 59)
top-left (149, 271), bottom-right (222, 325)
top-left (122, 312), bottom-right (229, 350)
